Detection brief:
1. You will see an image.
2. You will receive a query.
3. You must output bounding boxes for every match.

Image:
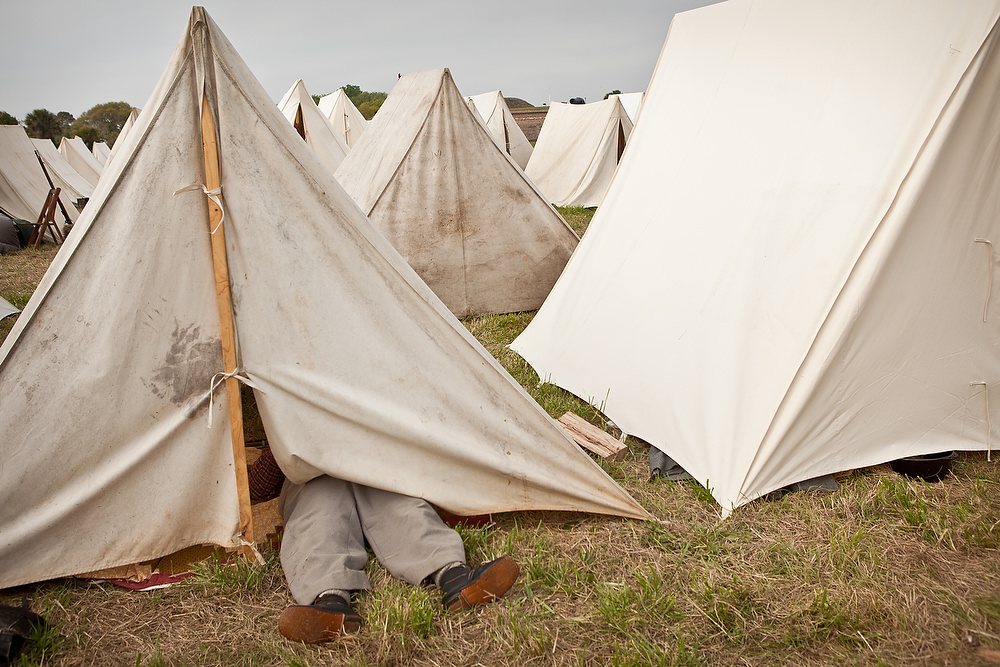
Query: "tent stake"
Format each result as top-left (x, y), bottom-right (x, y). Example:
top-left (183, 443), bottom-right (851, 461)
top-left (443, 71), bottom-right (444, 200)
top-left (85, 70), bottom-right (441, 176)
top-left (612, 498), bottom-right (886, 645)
top-left (201, 93), bottom-right (256, 558)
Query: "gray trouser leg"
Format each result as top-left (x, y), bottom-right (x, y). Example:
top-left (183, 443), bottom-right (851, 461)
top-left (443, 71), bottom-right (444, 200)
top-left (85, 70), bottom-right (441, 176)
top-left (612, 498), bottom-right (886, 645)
top-left (279, 476), bottom-right (371, 605)
top-left (352, 483), bottom-right (466, 586)
top-left (279, 476), bottom-right (467, 605)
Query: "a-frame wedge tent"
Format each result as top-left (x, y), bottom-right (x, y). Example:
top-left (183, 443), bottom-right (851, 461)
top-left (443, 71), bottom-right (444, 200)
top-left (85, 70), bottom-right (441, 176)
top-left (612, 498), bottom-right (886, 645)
top-left (335, 68), bottom-right (579, 317)
top-left (512, 0), bottom-right (1000, 516)
top-left (58, 136), bottom-right (104, 186)
top-left (92, 140), bottom-right (111, 166)
top-left (0, 7), bottom-right (646, 590)
top-left (317, 88), bottom-right (368, 149)
top-left (466, 90), bottom-right (533, 169)
top-left (610, 92), bottom-right (644, 125)
top-left (33, 138), bottom-right (95, 213)
top-left (108, 107), bottom-right (141, 163)
top-left (278, 79), bottom-right (350, 173)
top-left (524, 97), bottom-right (632, 207)
top-left (0, 126), bottom-right (66, 222)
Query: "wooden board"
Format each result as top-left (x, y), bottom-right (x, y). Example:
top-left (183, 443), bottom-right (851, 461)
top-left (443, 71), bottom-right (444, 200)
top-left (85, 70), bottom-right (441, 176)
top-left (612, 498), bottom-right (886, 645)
top-left (201, 94), bottom-right (255, 554)
top-left (557, 412), bottom-right (628, 461)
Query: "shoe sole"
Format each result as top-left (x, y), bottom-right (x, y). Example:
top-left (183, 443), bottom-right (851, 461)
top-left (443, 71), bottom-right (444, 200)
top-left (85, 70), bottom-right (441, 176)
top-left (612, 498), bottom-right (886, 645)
top-left (448, 556), bottom-right (521, 612)
top-left (278, 605), bottom-right (362, 643)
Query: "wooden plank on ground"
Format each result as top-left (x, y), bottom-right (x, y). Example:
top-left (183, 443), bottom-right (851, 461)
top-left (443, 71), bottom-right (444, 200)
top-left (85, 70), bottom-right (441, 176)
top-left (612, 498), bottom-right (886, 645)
top-left (557, 412), bottom-right (628, 461)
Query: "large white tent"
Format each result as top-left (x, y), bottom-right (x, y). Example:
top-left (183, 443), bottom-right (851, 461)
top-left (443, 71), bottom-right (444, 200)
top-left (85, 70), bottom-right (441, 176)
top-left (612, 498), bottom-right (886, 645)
top-left (32, 138), bottom-right (94, 217)
top-left (512, 0), bottom-right (1000, 515)
top-left (277, 79), bottom-right (350, 174)
top-left (335, 68), bottom-right (579, 317)
top-left (0, 126), bottom-right (58, 222)
top-left (58, 136), bottom-right (104, 186)
top-left (0, 7), bottom-right (645, 591)
top-left (317, 88), bottom-right (368, 149)
top-left (466, 90), bottom-right (533, 170)
top-left (524, 97), bottom-right (632, 207)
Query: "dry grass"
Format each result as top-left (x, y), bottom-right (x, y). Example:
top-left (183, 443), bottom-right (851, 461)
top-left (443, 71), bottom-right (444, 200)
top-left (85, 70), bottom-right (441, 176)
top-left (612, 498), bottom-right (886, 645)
top-left (6, 462), bottom-right (1000, 666)
top-left (4, 224), bottom-right (1000, 666)
top-left (0, 244), bottom-right (58, 342)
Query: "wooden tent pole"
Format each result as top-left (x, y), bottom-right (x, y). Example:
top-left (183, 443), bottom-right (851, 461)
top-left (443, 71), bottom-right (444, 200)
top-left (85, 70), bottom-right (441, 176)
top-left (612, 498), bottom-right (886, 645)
top-left (200, 93), bottom-right (256, 558)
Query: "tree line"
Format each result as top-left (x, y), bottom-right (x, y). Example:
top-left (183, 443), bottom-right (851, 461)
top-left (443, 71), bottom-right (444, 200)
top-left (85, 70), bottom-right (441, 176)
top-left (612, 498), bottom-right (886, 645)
top-left (6, 82), bottom-right (387, 150)
top-left (0, 102), bottom-right (134, 149)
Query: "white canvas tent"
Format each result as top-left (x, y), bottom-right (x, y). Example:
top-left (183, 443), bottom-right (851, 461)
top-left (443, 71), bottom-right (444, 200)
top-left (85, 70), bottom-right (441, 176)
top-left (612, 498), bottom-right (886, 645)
top-left (317, 88), bottom-right (368, 148)
top-left (108, 107), bottom-right (141, 163)
top-left (58, 136), bottom-right (104, 186)
top-left (335, 68), bottom-right (579, 317)
top-left (610, 92), bottom-right (644, 125)
top-left (524, 97), bottom-right (632, 207)
top-left (0, 126), bottom-right (59, 222)
top-left (92, 140), bottom-right (111, 166)
top-left (0, 7), bottom-right (646, 591)
top-left (32, 138), bottom-right (94, 218)
top-left (277, 79), bottom-right (350, 173)
top-left (512, 0), bottom-right (1000, 515)
top-left (466, 90), bottom-right (533, 169)
top-left (0, 297), bottom-right (18, 321)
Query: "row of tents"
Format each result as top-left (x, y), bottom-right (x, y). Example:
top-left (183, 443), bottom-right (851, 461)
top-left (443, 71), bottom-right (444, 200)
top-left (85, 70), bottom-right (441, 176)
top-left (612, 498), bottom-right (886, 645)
top-left (2, 74), bottom-right (638, 318)
top-left (276, 74), bottom-right (640, 209)
top-left (4, 0), bottom-right (999, 588)
top-left (0, 115), bottom-right (145, 236)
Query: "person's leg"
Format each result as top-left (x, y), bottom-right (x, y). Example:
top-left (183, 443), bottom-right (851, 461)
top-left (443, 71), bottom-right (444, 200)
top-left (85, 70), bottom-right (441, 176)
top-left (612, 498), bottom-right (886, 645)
top-left (350, 483), bottom-right (520, 610)
top-left (278, 475), bottom-right (371, 605)
top-left (350, 483), bottom-right (466, 585)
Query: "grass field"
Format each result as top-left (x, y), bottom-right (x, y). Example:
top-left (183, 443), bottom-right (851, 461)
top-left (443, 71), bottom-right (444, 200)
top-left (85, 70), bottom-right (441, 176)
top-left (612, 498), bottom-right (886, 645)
top-left (2, 210), bottom-right (1000, 666)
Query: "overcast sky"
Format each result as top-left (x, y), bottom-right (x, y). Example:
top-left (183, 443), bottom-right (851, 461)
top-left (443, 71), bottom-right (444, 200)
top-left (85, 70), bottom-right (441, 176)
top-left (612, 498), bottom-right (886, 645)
top-left (2, 0), bottom-right (719, 121)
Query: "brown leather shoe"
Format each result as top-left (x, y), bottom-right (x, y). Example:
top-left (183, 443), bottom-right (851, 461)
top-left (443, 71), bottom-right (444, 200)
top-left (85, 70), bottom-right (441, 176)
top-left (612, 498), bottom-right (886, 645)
top-left (440, 556), bottom-right (520, 611)
top-left (278, 594), bottom-right (362, 643)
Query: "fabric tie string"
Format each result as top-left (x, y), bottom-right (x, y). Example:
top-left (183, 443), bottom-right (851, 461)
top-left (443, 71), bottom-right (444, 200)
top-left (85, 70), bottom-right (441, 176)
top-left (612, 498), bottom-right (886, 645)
top-left (975, 238), bottom-right (993, 322)
top-left (237, 538), bottom-right (266, 565)
top-left (173, 183), bottom-right (226, 235)
top-left (206, 368), bottom-right (261, 429)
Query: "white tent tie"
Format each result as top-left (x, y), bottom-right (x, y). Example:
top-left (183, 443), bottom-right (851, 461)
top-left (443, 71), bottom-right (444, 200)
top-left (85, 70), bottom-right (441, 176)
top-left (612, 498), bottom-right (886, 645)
top-left (971, 381), bottom-right (992, 462)
top-left (206, 368), bottom-right (261, 429)
top-left (173, 183), bottom-right (226, 234)
top-left (975, 239), bottom-right (993, 322)
top-left (236, 538), bottom-right (266, 565)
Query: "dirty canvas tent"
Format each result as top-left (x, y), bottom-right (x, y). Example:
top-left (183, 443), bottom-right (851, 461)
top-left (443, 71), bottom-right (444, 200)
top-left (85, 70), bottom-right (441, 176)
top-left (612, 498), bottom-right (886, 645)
top-left (278, 79), bottom-right (350, 173)
top-left (466, 90), bottom-right (533, 169)
top-left (58, 136), bottom-right (104, 186)
top-left (524, 96), bottom-right (632, 207)
top-left (0, 7), bottom-right (646, 591)
top-left (317, 88), bottom-right (368, 149)
top-left (335, 68), bottom-right (579, 317)
top-left (512, 0), bottom-right (1000, 515)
